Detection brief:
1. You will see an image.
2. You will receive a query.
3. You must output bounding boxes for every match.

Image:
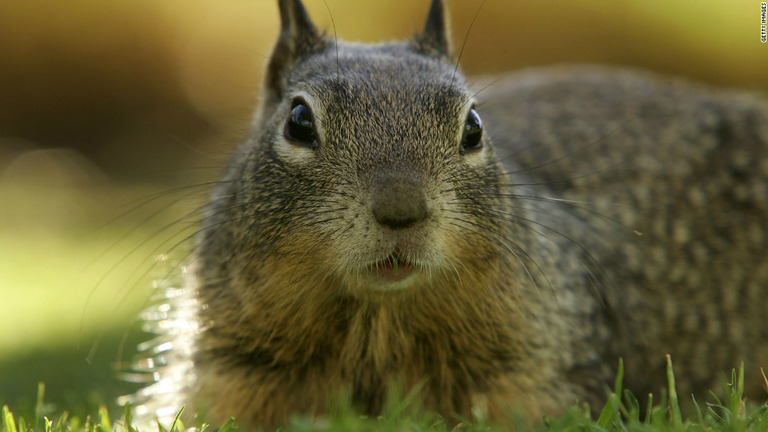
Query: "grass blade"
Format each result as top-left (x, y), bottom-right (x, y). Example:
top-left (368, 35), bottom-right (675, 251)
top-left (98, 406), bottom-right (111, 432)
top-left (3, 406), bottom-right (18, 432)
top-left (666, 354), bottom-right (683, 429)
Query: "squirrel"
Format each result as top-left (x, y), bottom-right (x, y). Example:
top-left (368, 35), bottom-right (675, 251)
top-left (122, 0), bottom-right (768, 429)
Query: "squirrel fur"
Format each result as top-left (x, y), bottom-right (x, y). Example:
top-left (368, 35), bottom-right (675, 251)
top-left (124, 0), bottom-right (768, 428)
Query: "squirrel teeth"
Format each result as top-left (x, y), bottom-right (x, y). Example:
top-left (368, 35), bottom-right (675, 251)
top-left (372, 255), bottom-right (414, 282)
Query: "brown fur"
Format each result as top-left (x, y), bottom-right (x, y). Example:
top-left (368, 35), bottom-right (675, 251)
top-left (127, 0), bottom-right (768, 429)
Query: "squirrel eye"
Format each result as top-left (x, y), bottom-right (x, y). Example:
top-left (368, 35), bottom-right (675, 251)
top-left (460, 108), bottom-right (483, 154)
top-left (285, 101), bottom-right (318, 148)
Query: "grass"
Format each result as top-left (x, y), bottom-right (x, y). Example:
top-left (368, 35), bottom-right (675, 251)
top-left (0, 175), bottom-right (196, 418)
top-left (3, 359), bottom-right (768, 432)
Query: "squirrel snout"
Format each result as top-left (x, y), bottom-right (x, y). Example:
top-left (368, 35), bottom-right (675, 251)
top-left (371, 174), bottom-right (428, 229)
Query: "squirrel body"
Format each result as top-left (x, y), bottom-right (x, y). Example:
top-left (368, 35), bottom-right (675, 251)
top-left (126, 0), bottom-right (768, 428)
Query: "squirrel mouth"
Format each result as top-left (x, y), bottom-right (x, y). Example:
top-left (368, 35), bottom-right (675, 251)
top-left (370, 254), bottom-right (414, 282)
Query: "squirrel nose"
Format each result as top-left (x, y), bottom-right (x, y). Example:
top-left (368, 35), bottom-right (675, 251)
top-left (371, 174), bottom-right (428, 229)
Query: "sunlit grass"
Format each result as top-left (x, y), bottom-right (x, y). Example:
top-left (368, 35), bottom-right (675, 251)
top-left (0, 180), bottom-right (190, 353)
top-left (3, 361), bottom-right (768, 432)
top-left (0, 164), bottom-right (203, 413)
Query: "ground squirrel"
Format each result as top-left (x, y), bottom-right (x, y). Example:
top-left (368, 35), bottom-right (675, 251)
top-left (123, 0), bottom-right (768, 428)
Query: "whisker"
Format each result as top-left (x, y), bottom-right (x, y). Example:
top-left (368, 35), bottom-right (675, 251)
top-left (443, 215), bottom-right (552, 298)
top-left (321, 0), bottom-right (341, 78)
top-left (452, 205), bottom-right (607, 305)
top-left (451, 0), bottom-right (487, 85)
top-left (85, 184), bottom-right (220, 271)
top-left (287, 223), bottom-right (348, 283)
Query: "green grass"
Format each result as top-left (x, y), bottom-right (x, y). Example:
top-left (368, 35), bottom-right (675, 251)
top-left (0, 180), bottom-right (183, 352)
top-left (0, 178), bottom-right (195, 418)
top-left (3, 359), bottom-right (768, 432)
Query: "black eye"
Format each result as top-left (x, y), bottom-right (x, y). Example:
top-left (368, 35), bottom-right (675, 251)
top-left (460, 108), bottom-right (483, 154)
top-left (284, 100), bottom-right (318, 148)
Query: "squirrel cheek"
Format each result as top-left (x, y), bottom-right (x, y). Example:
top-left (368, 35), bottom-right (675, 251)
top-left (460, 145), bottom-right (488, 166)
top-left (274, 136), bottom-right (316, 166)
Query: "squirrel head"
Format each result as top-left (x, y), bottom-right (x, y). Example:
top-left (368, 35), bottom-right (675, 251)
top-left (202, 0), bottom-right (508, 299)
top-left (257, 0), bottom-right (453, 117)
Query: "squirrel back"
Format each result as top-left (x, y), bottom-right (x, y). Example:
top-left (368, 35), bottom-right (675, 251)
top-left (480, 66), bottom-right (768, 400)
top-left (124, 0), bottom-right (768, 428)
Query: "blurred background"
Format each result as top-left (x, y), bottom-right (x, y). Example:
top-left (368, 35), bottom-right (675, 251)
top-left (0, 0), bottom-right (766, 416)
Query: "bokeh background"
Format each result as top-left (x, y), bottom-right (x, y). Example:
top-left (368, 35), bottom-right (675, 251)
top-left (1, 0), bottom-right (766, 416)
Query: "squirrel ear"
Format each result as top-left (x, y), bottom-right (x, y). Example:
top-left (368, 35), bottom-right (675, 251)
top-left (262, 0), bottom-right (321, 107)
top-left (417, 0), bottom-right (453, 58)
top-left (276, 0), bottom-right (318, 45)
